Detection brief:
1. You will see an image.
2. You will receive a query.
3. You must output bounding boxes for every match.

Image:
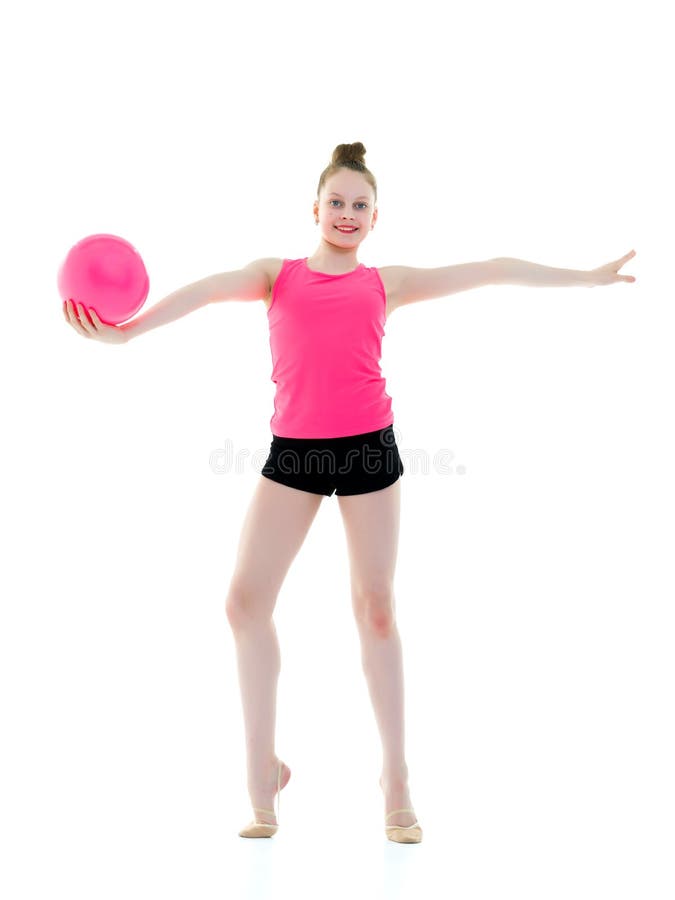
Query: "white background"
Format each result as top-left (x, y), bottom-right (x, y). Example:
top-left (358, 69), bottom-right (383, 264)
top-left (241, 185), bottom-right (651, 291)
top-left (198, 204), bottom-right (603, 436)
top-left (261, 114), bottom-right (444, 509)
top-left (1, 0), bottom-right (673, 897)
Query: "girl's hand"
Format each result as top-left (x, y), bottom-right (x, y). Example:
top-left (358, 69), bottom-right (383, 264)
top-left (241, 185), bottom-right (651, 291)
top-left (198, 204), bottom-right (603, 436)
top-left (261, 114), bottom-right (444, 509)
top-left (63, 299), bottom-right (129, 344)
top-left (588, 249), bottom-right (637, 287)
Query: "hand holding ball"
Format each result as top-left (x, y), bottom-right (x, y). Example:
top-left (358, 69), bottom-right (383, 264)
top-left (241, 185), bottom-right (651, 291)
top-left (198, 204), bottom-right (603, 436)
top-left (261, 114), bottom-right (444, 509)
top-left (59, 234), bottom-right (150, 339)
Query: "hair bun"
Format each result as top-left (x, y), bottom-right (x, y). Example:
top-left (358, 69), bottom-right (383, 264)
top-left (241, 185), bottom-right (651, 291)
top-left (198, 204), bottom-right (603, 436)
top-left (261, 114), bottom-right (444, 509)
top-left (332, 141), bottom-right (367, 167)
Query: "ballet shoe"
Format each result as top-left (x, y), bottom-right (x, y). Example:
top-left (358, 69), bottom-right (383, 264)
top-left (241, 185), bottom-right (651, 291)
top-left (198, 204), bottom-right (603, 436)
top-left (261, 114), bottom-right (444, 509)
top-left (238, 759), bottom-right (284, 838)
top-left (385, 808), bottom-right (423, 843)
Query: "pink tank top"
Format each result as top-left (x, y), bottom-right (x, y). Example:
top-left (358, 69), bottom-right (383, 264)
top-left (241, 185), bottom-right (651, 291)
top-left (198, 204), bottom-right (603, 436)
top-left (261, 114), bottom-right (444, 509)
top-left (267, 257), bottom-right (395, 438)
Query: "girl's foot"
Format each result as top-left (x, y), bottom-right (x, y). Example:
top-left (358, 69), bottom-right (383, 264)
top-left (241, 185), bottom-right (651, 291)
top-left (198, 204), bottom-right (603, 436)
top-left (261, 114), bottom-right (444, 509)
top-left (247, 758), bottom-right (291, 825)
top-left (379, 770), bottom-right (417, 827)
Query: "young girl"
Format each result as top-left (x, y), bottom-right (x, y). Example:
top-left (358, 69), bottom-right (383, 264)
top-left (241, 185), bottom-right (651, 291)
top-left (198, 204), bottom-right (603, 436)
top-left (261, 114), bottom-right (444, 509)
top-left (63, 142), bottom-right (636, 844)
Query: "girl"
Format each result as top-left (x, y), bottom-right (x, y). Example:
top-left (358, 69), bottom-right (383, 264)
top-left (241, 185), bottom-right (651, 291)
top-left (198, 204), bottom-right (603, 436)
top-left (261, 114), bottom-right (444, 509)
top-left (63, 142), bottom-right (636, 844)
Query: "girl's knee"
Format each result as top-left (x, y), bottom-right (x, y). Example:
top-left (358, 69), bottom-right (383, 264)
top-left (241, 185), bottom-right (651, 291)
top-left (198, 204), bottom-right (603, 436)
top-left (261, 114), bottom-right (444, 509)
top-left (353, 590), bottom-right (396, 635)
top-left (226, 585), bottom-right (275, 628)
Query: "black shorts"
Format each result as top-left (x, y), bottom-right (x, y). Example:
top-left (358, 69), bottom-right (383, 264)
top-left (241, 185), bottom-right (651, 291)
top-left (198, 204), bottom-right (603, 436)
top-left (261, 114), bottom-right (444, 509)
top-left (261, 424), bottom-right (404, 496)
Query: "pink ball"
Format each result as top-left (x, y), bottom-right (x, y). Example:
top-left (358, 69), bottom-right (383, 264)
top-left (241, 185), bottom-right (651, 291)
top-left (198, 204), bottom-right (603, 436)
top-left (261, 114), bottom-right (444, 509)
top-left (58, 234), bottom-right (150, 325)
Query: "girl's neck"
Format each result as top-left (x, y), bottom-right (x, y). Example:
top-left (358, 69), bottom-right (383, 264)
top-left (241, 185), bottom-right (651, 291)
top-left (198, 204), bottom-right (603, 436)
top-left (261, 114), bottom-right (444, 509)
top-left (306, 247), bottom-right (360, 275)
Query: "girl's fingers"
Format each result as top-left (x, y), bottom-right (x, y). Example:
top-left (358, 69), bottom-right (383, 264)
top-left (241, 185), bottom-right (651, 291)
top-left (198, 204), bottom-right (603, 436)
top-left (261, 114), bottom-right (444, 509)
top-left (63, 300), bottom-right (80, 330)
top-left (76, 302), bottom-right (95, 335)
top-left (87, 307), bottom-right (108, 330)
top-left (65, 300), bottom-right (127, 343)
top-left (65, 299), bottom-right (91, 338)
top-left (63, 299), bottom-right (81, 333)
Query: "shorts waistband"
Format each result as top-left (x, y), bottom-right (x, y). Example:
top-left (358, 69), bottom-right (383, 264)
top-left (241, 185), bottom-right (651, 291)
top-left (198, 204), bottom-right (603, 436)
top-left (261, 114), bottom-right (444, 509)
top-left (271, 424), bottom-right (394, 445)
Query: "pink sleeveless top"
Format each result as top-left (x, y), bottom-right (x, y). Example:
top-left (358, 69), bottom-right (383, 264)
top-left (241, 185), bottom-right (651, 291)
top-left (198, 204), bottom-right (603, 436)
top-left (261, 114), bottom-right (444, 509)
top-left (267, 257), bottom-right (395, 438)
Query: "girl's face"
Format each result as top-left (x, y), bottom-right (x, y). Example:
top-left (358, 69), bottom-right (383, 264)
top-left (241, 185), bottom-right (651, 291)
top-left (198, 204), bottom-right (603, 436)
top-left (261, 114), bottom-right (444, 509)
top-left (314, 170), bottom-right (377, 248)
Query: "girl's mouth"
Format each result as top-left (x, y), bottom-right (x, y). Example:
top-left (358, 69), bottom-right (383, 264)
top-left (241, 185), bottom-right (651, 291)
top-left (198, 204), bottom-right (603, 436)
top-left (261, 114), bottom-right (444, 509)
top-left (335, 226), bottom-right (358, 233)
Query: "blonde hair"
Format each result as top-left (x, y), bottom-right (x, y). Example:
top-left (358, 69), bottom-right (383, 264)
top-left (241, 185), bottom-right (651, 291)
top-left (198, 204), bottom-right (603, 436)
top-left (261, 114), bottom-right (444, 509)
top-left (316, 142), bottom-right (377, 204)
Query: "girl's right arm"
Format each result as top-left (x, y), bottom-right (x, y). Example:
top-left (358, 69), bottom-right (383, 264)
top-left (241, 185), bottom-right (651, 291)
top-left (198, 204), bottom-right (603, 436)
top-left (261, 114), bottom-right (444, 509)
top-left (63, 259), bottom-right (271, 343)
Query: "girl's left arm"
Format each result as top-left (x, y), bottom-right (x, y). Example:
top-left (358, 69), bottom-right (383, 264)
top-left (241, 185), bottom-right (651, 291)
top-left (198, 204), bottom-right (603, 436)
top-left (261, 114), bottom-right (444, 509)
top-left (382, 250), bottom-right (636, 315)
top-left (491, 249), bottom-right (637, 288)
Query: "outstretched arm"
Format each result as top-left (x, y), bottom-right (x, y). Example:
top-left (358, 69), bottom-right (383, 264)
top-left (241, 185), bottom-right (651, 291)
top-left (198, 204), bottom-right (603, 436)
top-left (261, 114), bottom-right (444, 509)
top-left (492, 249), bottom-right (637, 288)
top-left (382, 249), bottom-right (637, 315)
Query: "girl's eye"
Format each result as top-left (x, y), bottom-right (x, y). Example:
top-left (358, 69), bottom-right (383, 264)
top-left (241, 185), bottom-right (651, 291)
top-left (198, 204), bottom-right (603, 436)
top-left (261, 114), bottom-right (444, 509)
top-left (329, 200), bottom-right (367, 208)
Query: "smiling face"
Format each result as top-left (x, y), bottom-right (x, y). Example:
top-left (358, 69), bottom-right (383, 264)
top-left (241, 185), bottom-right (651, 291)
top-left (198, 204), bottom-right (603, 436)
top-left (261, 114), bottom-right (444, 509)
top-left (314, 168), bottom-right (377, 249)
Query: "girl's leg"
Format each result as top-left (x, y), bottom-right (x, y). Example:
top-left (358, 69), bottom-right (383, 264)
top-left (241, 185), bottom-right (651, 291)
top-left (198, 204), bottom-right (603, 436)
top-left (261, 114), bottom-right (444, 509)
top-left (226, 476), bottom-right (323, 822)
top-left (337, 479), bottom-right (418, 827)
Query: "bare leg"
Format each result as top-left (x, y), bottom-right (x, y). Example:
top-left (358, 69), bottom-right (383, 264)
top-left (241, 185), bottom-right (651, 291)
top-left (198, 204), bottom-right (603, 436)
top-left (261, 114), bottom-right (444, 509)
top-left (225, 476), bottom-right (324, 826)
top-left (337, 480), bottom-right (417, 828)
top-left (356, 615), bottom-right (417, 827)
top-left (357, 618), bottom-right (408, 776)
top-left (229, 614), bottom-right (281, 787)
